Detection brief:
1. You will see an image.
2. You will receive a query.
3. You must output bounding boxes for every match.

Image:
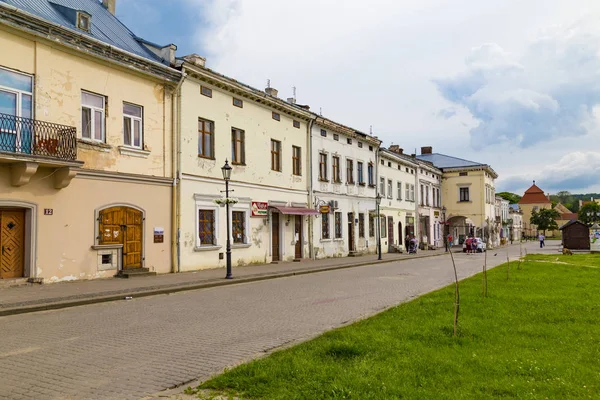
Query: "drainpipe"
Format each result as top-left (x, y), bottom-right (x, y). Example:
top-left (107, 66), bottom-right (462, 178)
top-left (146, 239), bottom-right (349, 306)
top-left (307, 117), bottom-right (316, 260)
top-left (171, 70), bottom-right (187, 273)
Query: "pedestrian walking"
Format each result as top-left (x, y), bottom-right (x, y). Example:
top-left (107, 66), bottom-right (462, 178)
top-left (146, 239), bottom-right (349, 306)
top-left (539, 233), bottom-right (545, 248)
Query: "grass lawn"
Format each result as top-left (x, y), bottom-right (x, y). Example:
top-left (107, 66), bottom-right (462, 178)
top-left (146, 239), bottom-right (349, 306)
top-left (191, 255), bottom-right (600, 399)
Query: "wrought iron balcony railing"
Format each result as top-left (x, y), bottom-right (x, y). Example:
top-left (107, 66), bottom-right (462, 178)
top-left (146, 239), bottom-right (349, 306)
top-left (0, 112), bottom-right (78, 161)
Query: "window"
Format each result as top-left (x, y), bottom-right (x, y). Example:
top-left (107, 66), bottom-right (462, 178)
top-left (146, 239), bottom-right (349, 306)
top-left (322, 213), bottom-right (330, 239)
top-left (369, 145), bottom-right (373, 151)
top-left (319, 153), bottom-right (328, 181)
top-left (368, 163), bottom-right (374, 186)
top-left (358, 142), bottom-right (363, 148)
top-left (82, 91), bottom-right (105, 142)
top-left (398, 165), bottom-right (401, 170)
top-left (426, 186), bottom-right (430, 206)
top-left (381, 159), bottom-right (384, 165)
top-left (77, 12), bottom-right (90, 31)
top-left (380, 216), bottom-right (387, 238)
top-left (387, 179), bottom-right (392, 198)
top-left (380, 177), bottom-right (385, 196)
top-left (0, 67), bottom-right (33, 124)
top-left (459, 172), bottom-right (468, 176)
top-left (292, 146), bottom-right (301, 176)
top-left (347, 138), bottom-right (352, 145)
top-left (335, 212), bottom-right (342, 239)
top-left (397, 182), bottom-right (402, 200)
top-left (460, 187), bottom-right (470, 202)
top-left (233, 98), bottom-right (243, 108)
top-left (357, 162), bottom-right (364, 185)
top-left (321, 129), bottom-right (327, 137)
top-left (272, 112), bottom-right (280, 121)
top-left (231, 128), bottom-right (245, 164)
top-left (332, 156), bottom-right (341, 182)
top-left (388, 162), bottom-right (392, 167)
top-left (433, 188), bottom-right (437, 208)
top-left (420, 185), bottom-right (424, 205)
top-left (201, 86), bottom-right (212, 98)
top-left (346, 159), bottom-right (354, 184)
top-left (411, 184), bottom-right (415, 201)
top-left (271, 139), bottom-right (281, 171)
top-left (369, 214), bottom-right (375, 237)
top-left (293, 120), bottom-right (300, 129)
top-left (333, 134), bottom-right (339, 141)
top-left (358, 213), bottom-right (365, 238)
top-left (198, 118), bottom-right (214, 158)
top-left (232, 211), bottom-right (245, 244)
top-left (198, 209), bottom-right (215, 245)
top-left (123, 103), bottom-right (143, 148)
top-left (405, 184), bottom-right (410, 201)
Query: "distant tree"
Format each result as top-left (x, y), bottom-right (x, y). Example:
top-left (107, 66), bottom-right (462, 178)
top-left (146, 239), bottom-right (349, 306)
top-left (578, 202), bottom-right (600, 226)
top-left (497, 192), bottom-right (522, 204)
top-left (530, 208), bottom-right (560, 235)
top-left (555, 191), bottom-right (573, 204)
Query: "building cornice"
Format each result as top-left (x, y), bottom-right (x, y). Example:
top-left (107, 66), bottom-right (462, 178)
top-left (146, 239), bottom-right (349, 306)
top-left (443, 165), bottom-right (498, 179)
top-left (181, 63), bottom-right (314, 121)
top-left (0, 4), bottom-right (182, 84)
top-left (314, 118), bottom-right (381, 146)
top-left (380, 149), bottom-right (419, 167)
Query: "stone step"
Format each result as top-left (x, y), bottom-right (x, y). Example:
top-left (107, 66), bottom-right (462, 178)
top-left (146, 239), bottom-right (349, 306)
top-left (116, 268), bottom-right (157, 279)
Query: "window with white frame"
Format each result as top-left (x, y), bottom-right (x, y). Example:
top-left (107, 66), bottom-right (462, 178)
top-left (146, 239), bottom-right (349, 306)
top-left (460, 187), bottom-right (470, 202)
top-left (397, 182), bottom-right (402, 200)
top-left (420, 184), bottom-right (424, 205)
top-left (426, 186), bottom-right (430, 206)
top-left (380, 216), bottom-right (387, 238)
top-left (387, 179), bottom-right (392, 198)
top-left (334, 212), bottom-right (343, 239)
top-left (410, 184), bottom-right (415, 201)
top-left (230, 200), bottom-right (250, 245)
top-left (81, 91), bottom-right (105, 142)
top-left (380, 177), bottom-right (385, 196)
top-left (123, 103), bottom-right (143, 148)
top-left (0, 67), bottom-right (33, 153)
top-left (195, 195), bottom-right (220, 248)
top-left (405, 184), bottom-right (410, 200)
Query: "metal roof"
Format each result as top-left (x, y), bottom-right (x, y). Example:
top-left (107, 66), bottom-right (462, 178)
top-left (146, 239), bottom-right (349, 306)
top-left (415, 153), bottom-right (485, 169)
top-left (1, 0), bottom-right (164, 63)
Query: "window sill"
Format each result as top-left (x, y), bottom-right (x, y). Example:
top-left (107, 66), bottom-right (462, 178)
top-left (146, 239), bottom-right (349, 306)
top-left (358, 183), bottom-right (366, 186)
top-left (91, 244), bottom-right (123, 250)
top-left (197, 155), bottom-right (215, 160)
top-left (232, 162), bottom-right (246, 166)
top-left (118, 146), bottom-right (150, 158)
top-left (320, 238), bottom-right (332, 242)
top-left (333, 181), bottom-right (342, 184)
top-left (333, 238), bottom-right (343, 242)
top-left (232, 243), bottom-right (251, 249)
top-left (319, 179), bottom-right (329, 183)
top-left (346, 182), bottom-right (355, 185)
top-left (78, 139), bottom-right (111, 152)
top-left (458, 200), bottom-right (472, 203)
top-left (194, 245), bottom-right (222, 252)
top-left (368, 184), bottom-right (376, 188)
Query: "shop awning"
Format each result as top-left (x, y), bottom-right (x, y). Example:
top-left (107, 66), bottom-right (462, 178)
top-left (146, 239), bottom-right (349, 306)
top-left (270, 206), bottom-right (319, 216)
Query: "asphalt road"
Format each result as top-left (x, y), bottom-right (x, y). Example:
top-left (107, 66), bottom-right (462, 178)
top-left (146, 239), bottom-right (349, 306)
top-left (0, 243), bottom-right (533, 400)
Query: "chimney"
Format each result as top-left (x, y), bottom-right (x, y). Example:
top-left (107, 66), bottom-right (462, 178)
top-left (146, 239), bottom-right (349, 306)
top-left (410, 153), bottom-right (416, 158)
top-left (265, 87), bottom-right (278, 97)
top-left (421, 146), bottom-right (433, 155)
top-left (389, 145), bottom-right (404, 155)
top-left (183, 53), bottom-right (206, 68)
top-left (102, 0), bottom-right (116, 15)
top-left (286, 97), bottom-right (296, 104)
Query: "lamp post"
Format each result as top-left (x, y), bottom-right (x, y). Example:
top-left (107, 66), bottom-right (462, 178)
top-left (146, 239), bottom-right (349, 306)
top-left (221, 160), bottom-right (233, 279)
top-left (376, 194), bottom-right (382, 260)
top-left (441, 206), bottom-right (447, 252)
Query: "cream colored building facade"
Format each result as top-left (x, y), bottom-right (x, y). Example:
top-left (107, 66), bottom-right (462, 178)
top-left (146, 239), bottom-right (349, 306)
top-left (175, 57), bottom-right (315, 271)
top-left (0, 1), bottom-right (180, 282)
top-left (378, 147), bottom-right (419, 252)
top-left (417, 148), bottom-right (498, 247)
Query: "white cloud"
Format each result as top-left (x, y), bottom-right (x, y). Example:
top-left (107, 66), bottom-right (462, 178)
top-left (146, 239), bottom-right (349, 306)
top-left (179, 0), bottom-right (600, 193)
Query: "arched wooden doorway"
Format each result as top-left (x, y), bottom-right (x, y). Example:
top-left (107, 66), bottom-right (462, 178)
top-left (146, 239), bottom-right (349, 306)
top-left (98, 206), bottom-right (143, 269)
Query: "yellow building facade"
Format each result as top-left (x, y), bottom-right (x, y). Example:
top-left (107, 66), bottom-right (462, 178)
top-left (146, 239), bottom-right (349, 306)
top-left (0, 3), bottom-right (180, 282)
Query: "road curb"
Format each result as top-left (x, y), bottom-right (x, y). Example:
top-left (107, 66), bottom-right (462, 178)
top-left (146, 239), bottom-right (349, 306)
top-left (0, 252), bottom-right (450, 317)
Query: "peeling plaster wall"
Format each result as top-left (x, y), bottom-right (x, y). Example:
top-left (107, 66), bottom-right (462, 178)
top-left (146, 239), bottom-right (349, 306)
top-left (0, 169), bottom-right (172, 281)
top-left (178, 77), bottom-right (310, 271)
top-left (0, 28), bottom-right (173, 178)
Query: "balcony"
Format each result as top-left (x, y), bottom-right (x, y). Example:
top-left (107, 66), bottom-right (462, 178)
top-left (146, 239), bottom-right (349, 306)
top-left (0, 113), bottom-right (83, 188)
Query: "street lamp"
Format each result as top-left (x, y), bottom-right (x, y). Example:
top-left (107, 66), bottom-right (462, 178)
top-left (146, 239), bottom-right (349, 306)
top-left (221, 160), bottom-right (233, 279)
top-left (441, 206), bottom-right (448, 252)
top-left (376, 194), bottom-right (382, 260)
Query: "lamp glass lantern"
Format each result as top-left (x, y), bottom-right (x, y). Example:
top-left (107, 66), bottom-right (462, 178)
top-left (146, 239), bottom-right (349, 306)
top-left (221, 159), bottom-right (232, 180)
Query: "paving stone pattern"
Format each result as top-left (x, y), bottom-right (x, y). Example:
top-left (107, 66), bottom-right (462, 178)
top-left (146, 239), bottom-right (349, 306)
top-left (0, 244), bottom-right (531, 400)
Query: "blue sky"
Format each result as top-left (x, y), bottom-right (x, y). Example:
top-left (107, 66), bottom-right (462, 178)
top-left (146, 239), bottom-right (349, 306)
top-left (114, 0), bottom-right (600, 196)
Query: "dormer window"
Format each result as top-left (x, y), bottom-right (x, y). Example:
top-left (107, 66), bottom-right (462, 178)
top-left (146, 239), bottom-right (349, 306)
top-left (77, 12), bottom-right (91, 32)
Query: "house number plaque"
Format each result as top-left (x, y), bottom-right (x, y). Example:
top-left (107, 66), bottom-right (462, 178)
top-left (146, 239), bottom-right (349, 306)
top-left (44, 209), bottom-right (53, 215)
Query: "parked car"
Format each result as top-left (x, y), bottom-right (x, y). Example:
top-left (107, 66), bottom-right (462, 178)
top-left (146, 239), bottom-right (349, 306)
top-left (462, 237), bottom-right (486, 253)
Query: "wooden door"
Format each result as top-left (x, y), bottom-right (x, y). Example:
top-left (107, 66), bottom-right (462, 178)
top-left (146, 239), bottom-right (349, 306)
top-left (398, 222), bottom-right (403, 245)
top-left (99, 206), bottom-right (143, 269)
top-left (294, 215), bottom-right (302, 259)
top-left (271, 212), bottom-right (280, 261)
top-left (388, 217), bottom-right (394, 251)
top-left (0, 209), bottom-right (25, 279)
top-left (347, 213), bottom-right (355, 252)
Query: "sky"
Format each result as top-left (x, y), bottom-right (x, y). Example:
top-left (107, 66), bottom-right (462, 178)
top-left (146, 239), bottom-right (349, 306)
top-left (115, 0), bottom-right (600, 196)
